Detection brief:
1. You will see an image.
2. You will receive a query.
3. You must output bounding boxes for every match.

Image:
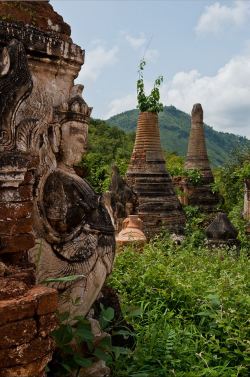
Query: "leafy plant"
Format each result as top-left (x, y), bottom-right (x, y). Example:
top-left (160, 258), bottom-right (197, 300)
top-left (48, 307), bottom-right (116, 377)
top-left (108, 230), bottom-right (250, 376)
top-left (185, 168), bottom-right (202, 185)
top-left (137, 59), bottom-right (164, 114)
top-left (47, 296), bottom-right (133, 377)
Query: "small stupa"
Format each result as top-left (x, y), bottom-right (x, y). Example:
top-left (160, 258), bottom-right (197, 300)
top-left (179, 104), bottom-right (219, 211)
top-left (205, 212), bottom-right (239, 248)
top-left (126, 111), bottom-right (185, 237)
top-left (116, 215), bottom-right (146, 247)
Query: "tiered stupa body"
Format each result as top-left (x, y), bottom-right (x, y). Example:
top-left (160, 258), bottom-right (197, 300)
top-left (185, 104), bottom-right (213, 177)
top-left (183, 104), bottom-right (219, 211)
top-left (126, 112), bottom-right (185, 237)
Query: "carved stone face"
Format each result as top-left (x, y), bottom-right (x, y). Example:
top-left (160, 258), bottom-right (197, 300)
top-left (60, 121), bottom-right (88, 166)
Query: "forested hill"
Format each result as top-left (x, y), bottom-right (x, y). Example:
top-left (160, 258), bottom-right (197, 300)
top-left (106, 106), bottom-right (250, 166)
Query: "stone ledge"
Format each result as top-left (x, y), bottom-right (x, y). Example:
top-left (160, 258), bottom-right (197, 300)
top-left (0, 20), bottom-right (84, 65)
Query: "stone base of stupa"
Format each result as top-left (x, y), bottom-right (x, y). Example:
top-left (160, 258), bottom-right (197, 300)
top-left (127, 171), bottom-right (185, 238)
top-left (173, 176), bottom-right (220, 213)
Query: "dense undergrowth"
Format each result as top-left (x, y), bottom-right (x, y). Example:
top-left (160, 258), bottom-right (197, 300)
top-left (80, 141), bottom-right (250, 376)
top-left (108, 212), bottom-right (250, 377)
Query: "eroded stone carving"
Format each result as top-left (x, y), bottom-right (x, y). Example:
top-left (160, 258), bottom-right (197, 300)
top-left (0, 39), bottom-right (32, 151)
top-left (0, 3), bottom-right (115, 323)
top-left (0, 3), bottom-right (116, 376)
top-left (31, 91), bottom-right (115, 318)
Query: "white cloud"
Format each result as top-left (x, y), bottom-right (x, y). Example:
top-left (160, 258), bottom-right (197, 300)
top-left (124, 32), bottom-right (146, 49)
top-left (104, 93), bottom-right (137, 119)
top-left (77, 44), bottom-right (119, 82)
top-left (163, 52), bottom-right (250, 137)
top-left (196, 0), bottom-right (250, 35)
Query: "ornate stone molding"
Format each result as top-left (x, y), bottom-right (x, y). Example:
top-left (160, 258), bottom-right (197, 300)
top-left (0, 21), bottom-right (83, 65)
top-left (0, 39), bottom-right (32, 151)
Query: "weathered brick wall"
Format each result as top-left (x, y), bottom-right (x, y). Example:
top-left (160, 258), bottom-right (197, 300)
top-left (0, 152), bottom-right (58, 376)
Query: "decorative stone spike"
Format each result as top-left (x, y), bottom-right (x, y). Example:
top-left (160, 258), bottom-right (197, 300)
top-left (175, 104), bottom-right (220, 212)
top-left (126, 112), bottom-right (185, 237)
top-left (205, 212), bottom-right (239, 248)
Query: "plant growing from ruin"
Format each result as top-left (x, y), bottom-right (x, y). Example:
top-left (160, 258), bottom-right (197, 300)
top-left (185, 168), bottom-right (202, 185)
top-left (137, 59), bottom-right (164, 113)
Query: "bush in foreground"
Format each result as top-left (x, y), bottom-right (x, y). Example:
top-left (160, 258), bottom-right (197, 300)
top-left (108, 234), bottom-right (249, 377)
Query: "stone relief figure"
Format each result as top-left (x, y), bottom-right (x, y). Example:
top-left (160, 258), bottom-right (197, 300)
top-left (30, 87), bottom-right (116, 318)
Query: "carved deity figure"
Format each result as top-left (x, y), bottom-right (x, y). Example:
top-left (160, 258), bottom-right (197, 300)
top-left (31, 88), bottom-right (115, 317)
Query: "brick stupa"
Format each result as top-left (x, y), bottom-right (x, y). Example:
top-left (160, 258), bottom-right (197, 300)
top-left (185, 104), bottom-right (212, 177)
top-left (182, 103), bottom-right (219, 211)
top-left (126, 112), bottom-right (185, 237)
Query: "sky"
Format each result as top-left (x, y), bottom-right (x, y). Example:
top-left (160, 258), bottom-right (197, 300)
top-left (51, 0), bottom-right (250, 138)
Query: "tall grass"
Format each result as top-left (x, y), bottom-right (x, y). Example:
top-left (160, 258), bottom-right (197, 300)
top-left (109, 232), bottom-right (249, 376)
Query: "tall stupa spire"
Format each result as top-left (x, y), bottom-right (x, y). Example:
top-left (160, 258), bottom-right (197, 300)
top-left (126, 111), bottom-right (185, 237)
top-left (180, 104), bottom-right (219, 211)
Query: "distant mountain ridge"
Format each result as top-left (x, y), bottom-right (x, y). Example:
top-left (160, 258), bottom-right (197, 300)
top-left (106, 106), bottom-right (250, 166)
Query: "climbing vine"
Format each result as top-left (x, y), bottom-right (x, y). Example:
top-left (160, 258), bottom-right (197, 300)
top-left (137, 59), bottom-right (164, 113)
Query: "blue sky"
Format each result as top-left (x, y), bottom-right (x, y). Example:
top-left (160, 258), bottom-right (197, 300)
top-left (51, 0), bottom-right (250, 137)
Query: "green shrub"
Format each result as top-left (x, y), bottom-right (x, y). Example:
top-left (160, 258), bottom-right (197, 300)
top-left (137, 59), bottom-right (163, 114)
top-left (109, 234), bottom-right (250, 376)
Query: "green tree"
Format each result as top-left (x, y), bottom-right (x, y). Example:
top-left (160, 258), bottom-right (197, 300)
top-left (80, 119), bottom-right (134, 192)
